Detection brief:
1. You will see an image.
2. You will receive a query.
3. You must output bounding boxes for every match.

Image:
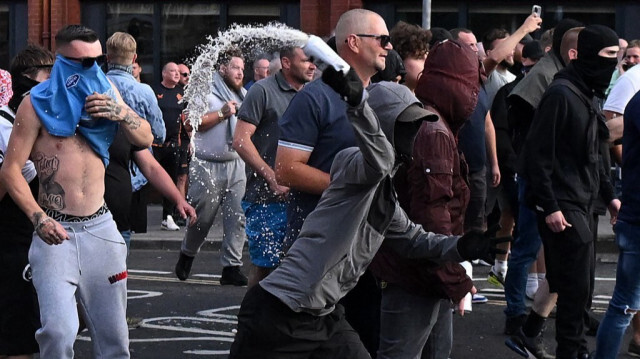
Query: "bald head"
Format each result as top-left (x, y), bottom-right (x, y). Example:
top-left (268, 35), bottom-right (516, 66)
top-left (335, 9), bottom-right (384, 53)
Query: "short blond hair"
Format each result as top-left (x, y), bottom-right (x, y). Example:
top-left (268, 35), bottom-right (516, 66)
top-left (107, 32), bottom-right (136, 65)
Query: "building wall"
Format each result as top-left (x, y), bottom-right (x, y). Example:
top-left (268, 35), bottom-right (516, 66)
top-left (27, 0), bottom-right (81, 50)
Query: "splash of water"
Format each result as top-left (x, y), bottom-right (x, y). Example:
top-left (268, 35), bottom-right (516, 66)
top-left (184, 22), bottom-right (309, 131)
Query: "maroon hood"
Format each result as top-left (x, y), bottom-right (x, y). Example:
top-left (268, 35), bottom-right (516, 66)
top-left (415, 39), bottom-right (482, 132)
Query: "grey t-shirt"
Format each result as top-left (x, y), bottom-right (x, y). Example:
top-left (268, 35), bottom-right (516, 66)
top-left (237, 71), bottom-right (298, 203)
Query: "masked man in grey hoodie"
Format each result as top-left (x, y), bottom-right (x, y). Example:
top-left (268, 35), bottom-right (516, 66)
top-left (228, 66), bottom-right (507, 358)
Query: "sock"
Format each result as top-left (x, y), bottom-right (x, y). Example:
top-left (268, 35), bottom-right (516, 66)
top-left (494, 260), bottom-right (507, 276)
top-left (522, 310), bottom-right (546, 338)
top-left (526, 273), bottom-right (539, 298)
top-left (537, 272), bottom-right (546, 281)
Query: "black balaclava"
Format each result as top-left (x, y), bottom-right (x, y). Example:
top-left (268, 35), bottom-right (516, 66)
top-left (8, 74), bottom-right (40, 114)
top-left (552, 18), bottom-right (584, 66)
top-left (573, 24), bottom-right (619, 97)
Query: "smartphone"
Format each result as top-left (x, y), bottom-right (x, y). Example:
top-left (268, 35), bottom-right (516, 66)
top-left (532, 5), bottom-right (542, 16)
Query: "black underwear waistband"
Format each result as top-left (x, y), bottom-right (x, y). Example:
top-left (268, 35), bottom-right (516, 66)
top-left (43, 203), bottom-right (109, 223)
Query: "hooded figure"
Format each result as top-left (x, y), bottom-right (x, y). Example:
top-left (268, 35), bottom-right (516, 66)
top-left (230, 67), bottom-right (503, 358)
top-left (571, 24), bottom-right (619, 97)
top-left (415, 39), bottom-right (482, 133)
top-left (369, 40), bottom-right (483, 359)
top-left (520, 24), bottom-right (619, 359)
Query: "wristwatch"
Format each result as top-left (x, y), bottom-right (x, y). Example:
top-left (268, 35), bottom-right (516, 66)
top-left (217, 109), bottom-right (225, 120)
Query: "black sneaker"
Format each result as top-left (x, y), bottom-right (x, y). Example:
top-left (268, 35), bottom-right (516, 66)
top-left (505, 314), bottom-right (528, 335)
top-left (175, 252), bottom-right (194, 281)
top-left (174, 216), bottom-right (187, 227)
top-left (505, 328), bottom-right (555, 359)
top-left (585, 314), bottom-right (600, 337)
top-left (220, 266), bottom-right (248, 286)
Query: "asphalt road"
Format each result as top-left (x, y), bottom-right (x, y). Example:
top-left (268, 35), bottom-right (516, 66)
top-left (71, 248), bottom-right (633, 359)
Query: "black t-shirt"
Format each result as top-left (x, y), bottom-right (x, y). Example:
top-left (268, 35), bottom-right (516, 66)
top-left (105, 127), bottom-right (145, 231)
top-left (153, 83), bottom-right (186, 144)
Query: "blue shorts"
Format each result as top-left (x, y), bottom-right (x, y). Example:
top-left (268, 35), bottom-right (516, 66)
top-left (241, 201), bottom-right (287, 268)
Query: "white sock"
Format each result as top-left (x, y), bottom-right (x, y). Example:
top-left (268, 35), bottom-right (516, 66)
top-left (526, 273), bottom-right (539, 298)
top-left (537, 273), bottom-right (546, 281)
top-left (494, 260), bottom-right (508, 276)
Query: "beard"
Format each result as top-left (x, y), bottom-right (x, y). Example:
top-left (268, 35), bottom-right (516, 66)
top-left (224, 75), bottom-right (243, 92)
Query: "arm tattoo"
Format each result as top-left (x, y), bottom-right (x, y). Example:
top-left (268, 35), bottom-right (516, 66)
top-left (121, 108), bottom-right (141, 130)
top-left (33, 152), bottom-right (66, 210)
top-left (32, 211), bottom-right (45, 227)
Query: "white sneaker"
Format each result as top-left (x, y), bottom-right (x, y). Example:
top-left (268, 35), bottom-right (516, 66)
top-left (161, 215), bottom-right (180, 231)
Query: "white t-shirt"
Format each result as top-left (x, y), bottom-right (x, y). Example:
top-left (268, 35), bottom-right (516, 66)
top-left (604, 64), bottom-right (640, 114)
top-left (0, 105), bottom-right (37, 182)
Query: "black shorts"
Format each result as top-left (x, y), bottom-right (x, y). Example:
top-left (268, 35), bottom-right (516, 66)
top-left (153, 142), bottom-right (191, 178)
top-left (0, 244), bottom-right (40, 355)
top-left (229, 284), bottom-right (370, 359)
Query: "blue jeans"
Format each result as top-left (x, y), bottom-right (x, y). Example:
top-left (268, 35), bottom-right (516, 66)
top-left (121, 230), bottom-right (131, 254)
top-left (504, 179), bottom-right (542, 318)
top-left (595, 220), bottom-right (640, 358)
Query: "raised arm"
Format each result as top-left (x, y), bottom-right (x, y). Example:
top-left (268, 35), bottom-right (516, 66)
top-left (85, 82), bottom-right (153, 148)
top-left (483, 13), bottom-right (542, 76)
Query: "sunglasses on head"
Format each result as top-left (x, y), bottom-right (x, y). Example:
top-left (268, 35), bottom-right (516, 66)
top-left (348, 34), bottom-right (392, 48)
top-left (181, 72), bottom-right (190, 77)
top-left (63, 54), bottom-right (107, 68)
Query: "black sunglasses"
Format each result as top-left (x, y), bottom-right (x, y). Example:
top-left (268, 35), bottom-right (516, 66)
top-left (63, 54), bottom-right (107, 68)
top-left (181, 72), bottom-right (190, 77)
top-left (349, 34), bottom-right (392, 48)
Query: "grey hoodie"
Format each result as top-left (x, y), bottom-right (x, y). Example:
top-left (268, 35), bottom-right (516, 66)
top-left (260, 91), bottom-right (464, 316)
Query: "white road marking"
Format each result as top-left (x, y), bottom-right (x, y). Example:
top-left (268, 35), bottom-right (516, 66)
top-left (128, 274), bottom-right (220, 285)
top-left (128, 269), bottom-right (172, 275)
top-left (127, 290), bottom-right (163, 300)
top-left (184, 349), bottom-right (231, 355)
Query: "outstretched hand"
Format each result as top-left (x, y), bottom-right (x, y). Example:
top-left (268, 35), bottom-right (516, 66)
top-left (321, 67), bottom-right (363, 107)
top-left (456, 224), bottom-right (512, 263)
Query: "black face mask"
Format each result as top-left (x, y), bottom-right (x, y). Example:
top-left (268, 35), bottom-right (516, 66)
top-left (9, 75), bottom-right (41, 114)
top-left (572, 24), bottom-right (620, 98)
top-left (574, 55), bottom-right (617, 97)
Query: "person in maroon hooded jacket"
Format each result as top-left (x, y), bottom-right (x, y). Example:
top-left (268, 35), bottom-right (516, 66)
top-left (369, 39), bottom-right (484, 359)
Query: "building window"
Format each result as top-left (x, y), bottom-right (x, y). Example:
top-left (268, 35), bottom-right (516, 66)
top-left (161, 3), bottom-right (220, 65)
top-left (0, 5), bottom-right (9, 69)
top-left (107, 4), bottom-right (154, 83)
top-left (227, 4), bottom-right (280, 26)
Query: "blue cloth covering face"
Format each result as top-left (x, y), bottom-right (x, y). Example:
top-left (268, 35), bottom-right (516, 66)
top-left (30, 55), bottom-right (119, 167)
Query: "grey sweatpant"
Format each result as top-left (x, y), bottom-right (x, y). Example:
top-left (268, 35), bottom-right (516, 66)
top-left (182, 157), bottom-right (246, 267)
top-left (29, 211), bottom-right (129, 359)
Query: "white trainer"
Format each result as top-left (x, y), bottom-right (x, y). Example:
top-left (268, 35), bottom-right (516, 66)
top-left (161, 215), bottom-right (180, 231)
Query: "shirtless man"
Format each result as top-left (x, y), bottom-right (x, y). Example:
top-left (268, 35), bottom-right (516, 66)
top-left (0, 25), bottom-right (152, 358)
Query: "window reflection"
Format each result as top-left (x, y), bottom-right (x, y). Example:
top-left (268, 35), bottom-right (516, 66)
top-left (0, 5), bottom-right (9, 69)
top-left (107, 4), bottom-right (154, 83)
top-left (228, 5), bottom-right (280, 27)
top-left (161, 4), bottom-right (219, 66)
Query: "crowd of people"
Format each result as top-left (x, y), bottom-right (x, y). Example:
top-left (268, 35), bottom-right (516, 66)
top-left (0, 6), bottom-right (639, 359)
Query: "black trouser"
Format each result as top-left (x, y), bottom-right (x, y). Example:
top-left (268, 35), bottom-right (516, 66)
top-left (538, 210), bottom-right (595, 359)
top-left (153, 143), bottom-right (188, 219)
top-left (229, 284), bottom-right (370, 359)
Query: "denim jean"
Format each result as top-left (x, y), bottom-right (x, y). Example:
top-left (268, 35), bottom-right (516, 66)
top-left (377, 283), bottom-right (450, 359)
top-left (504, 178), bottom-right (542, 318)
top-left (594, 220), bottom-right (640, 359)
